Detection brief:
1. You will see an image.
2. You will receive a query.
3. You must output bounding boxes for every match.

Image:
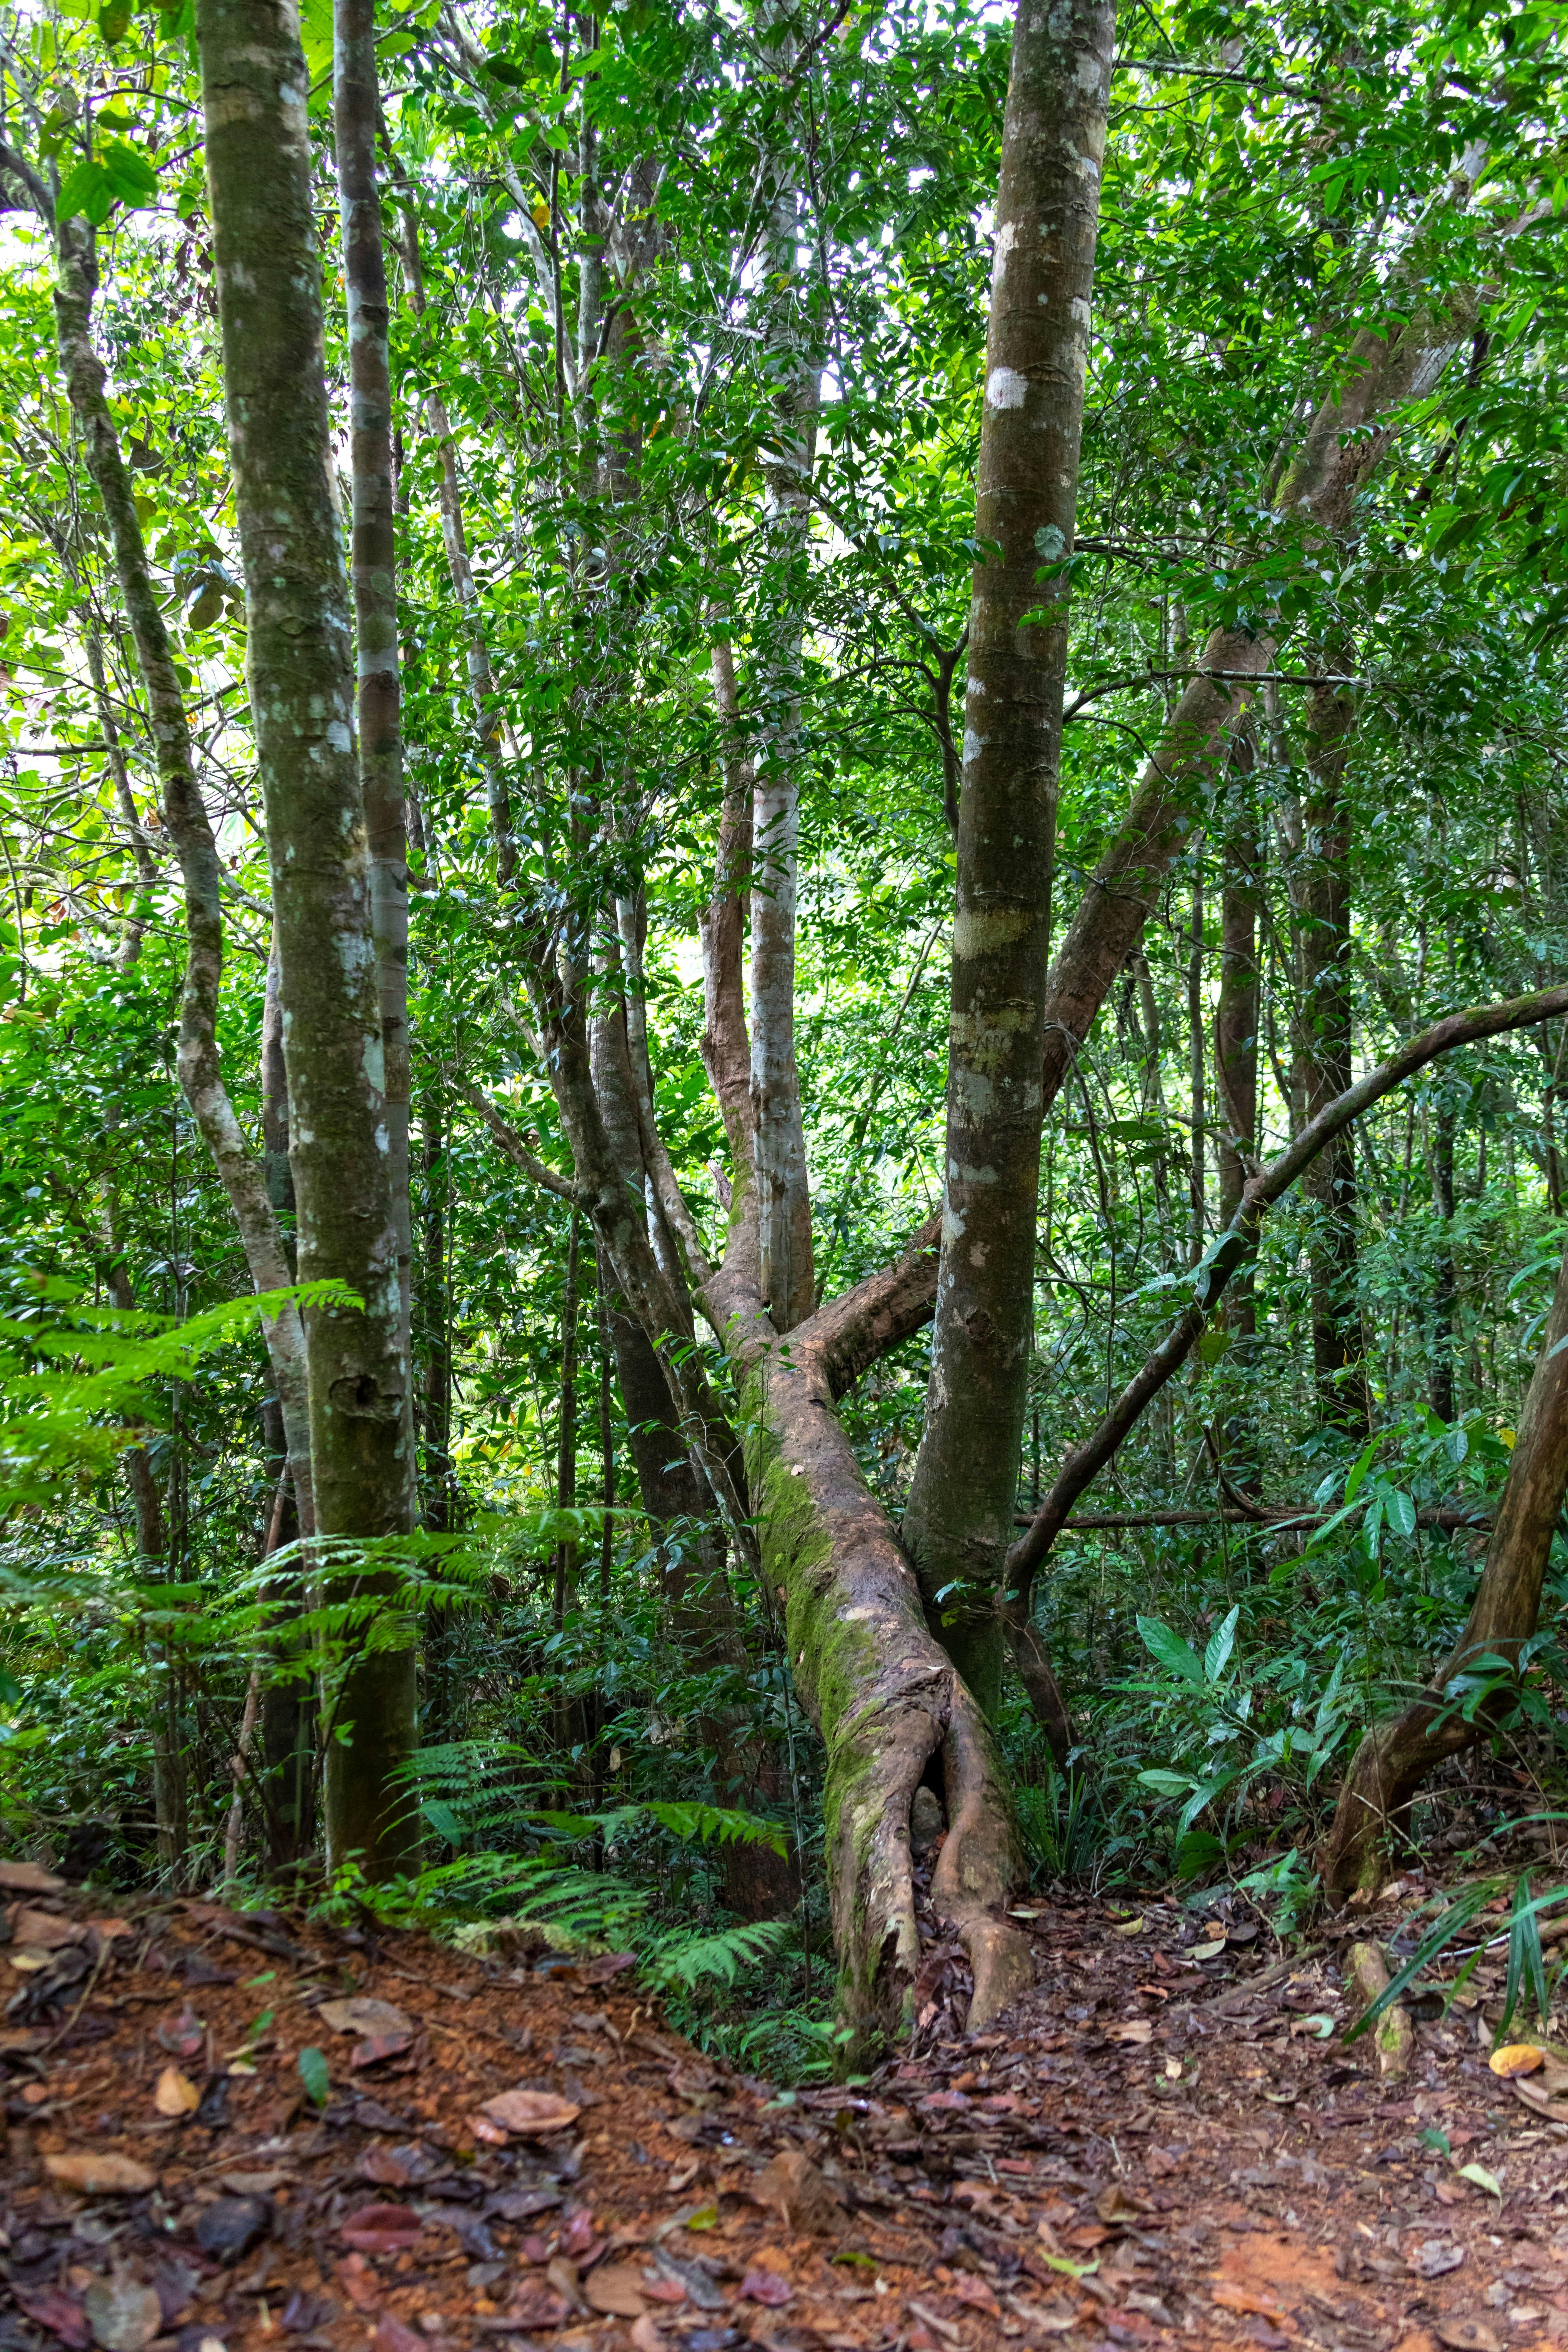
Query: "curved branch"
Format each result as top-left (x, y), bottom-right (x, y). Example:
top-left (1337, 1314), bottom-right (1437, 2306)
top-left (1006, 976), bottom-right (1568, 1605)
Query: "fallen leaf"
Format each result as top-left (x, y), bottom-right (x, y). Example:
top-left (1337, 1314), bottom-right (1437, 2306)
top-left (629, 2319), bottom-right (666, 2352)
top-left (44, 2154), bottom-right (157, 2195)
top-left (749, 2146), bottom-right (843, 2234)
top-left (1456, 2163), bottom-right (1502, 2200)
top-left (477, 2087), bottom-right (581, 2136)
top-left (156, 2007), bottom-right (204, 2060)
top-left (1190, 1938), bottom-right (1227, 1961)
top-left (318, 1996), bottom-right (413, 2038)
top-left (15, 2290), bottom-right (91, 2349)
top-left (337, 2257), bottom-right (380, 2314)
top-left (1106, 2019), bottom-right (1154, 2046)
top-left (371, 2320), bottom-right (425, 2352)
top-left (0, 1861), bottom-right (65, 1893)
top-left (740, 2269), bottom-right (793, 2308)
top-left (339, 2204), bottom-right (424, 2255)
top-left (1434, 2323), bottom-right (1501, 2352)
top-left (83, 2278), bottom-right (162, 2352)
top-left (1096, 2184), bottom-right (1151, 2224)
top-left (1488, 2044), bottom-right (1544, 2078)
top-left (218, 2169), bottom-right (293, 2196)
top-left (545, 2256), bottom-right (588, 2314)
top-left (1211, 2282), bottom-right (1287, 2322)
top-left (587, 2264), bottom-right (650, 2319)
top-left (907, 2300), bottom-right (962, 2345)
top-left (154, 2066), bottom-right (201, 2118)
top-left (1112, 1916), bottom-right (1147, 1938)
top-left (9, 1947), bottom-right (56, 1972)
top-left (1408, 2244), bottom-right (1465, 2280)
top-left (350, 2031), bottom-right (417, 2070)
top-left (949, 2275), bottom-right (1000, 2316)
top-left (1290, 2014), bottom-right (1337, 2039)
top-left (9, 1906), bottom-right (85, 1949)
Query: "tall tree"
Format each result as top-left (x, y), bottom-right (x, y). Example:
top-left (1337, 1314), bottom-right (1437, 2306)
top-left (900, 0), bottom-right (1116, 1717)
top-left (198, 0), bottom-right (418, 1877)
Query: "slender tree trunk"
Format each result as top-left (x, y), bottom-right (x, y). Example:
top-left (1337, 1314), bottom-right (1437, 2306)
top-left (419, 1104), bottom-right (453, 1533)
top-left (1217, 764), bottom-right (1260, 1485)
top-left (337, 0), bottom-right (413, 1379)
top-left (1299, 661), bottom-right (1368, 1436)
top-left (901, 0), bottom-right (1115, 1719)
top-left (749, 178), bottom-right (816, 1334)
top-left (1323, 1219), bottom-right (1568, 1897)
top-left (199, 0), bottom-right (418, 1878)
top-left (1187, 873), bottom-right (1206, 1267)
top-left (85, 631), bottom-right (156, 968)
top-left (48, 206), bottom-right (315, 1536)
top-left (1431, 1092), bottom-right (1457, 1422)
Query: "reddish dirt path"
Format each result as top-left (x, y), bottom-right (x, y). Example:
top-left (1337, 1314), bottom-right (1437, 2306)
top-left (2, 1866), bottom-right (1565, 2352)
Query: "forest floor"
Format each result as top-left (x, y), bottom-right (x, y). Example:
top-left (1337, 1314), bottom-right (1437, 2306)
top-left (4, 1855), bottom-right (1567, 2352)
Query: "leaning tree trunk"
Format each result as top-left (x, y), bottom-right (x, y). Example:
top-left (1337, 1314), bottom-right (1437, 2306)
top-left (199, 0), bottom-right (418, 1879)
top-left (1322, 1220), bottom-right (1568, 1897)
top-left (901, 0), bottom-right (1116, 1718)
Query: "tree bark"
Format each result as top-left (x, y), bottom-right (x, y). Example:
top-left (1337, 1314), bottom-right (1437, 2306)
top-left (1322, 1216), bottom-right (1568, 1898)
top-left (748, 152), bottom-right (816, 1334)
top-left (1187, 873), bottom-right (1206, 1265)
top-left (199, 0), bottom-right (417, 1879)
top-left (901, 0), bottom-right (1115, 1719)
top-left (47, 203), bottom-right (315, 1540)
top-left (1299, 659), bottom-right (1368, 1435)
top-left (337, 0), bottom-right (412, 1379)
top-left (1217, 762), bottom-right (1261, 1484)
top-left (1431, 1091), bottom-right (1457, 1423)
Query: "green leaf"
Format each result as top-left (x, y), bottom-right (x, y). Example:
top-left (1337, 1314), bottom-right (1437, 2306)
top-left (1136, 1615), bottom-right (1205, 1685)
top-left (297, 2046), bottom-right (330, 2107)
top-left (1387, 1489), bottom-right (1417, 1539)
top-left (1457, 2163), bottom-right (1502, 2200)
top-left (1204, 1604), bottom-right (1239, 1683)
top-left (54, 160), bottom-right (112, 225)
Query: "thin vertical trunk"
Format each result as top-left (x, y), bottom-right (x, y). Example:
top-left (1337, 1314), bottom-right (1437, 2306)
top-left (105, 1251), bottom-right (186, 1873)
top-left (1431, 1092), bottom-right (1457, 1423)
top-left (337, 0), bottom-right (413, 1380)
top-left (85, 631), bottom-right (156, 969)
top-left (555, 1212), bottom-right (580, 1635)
top-left (749, 141), bottom-right (816, 1334)
top-left (1187, 873), bottom-right (1206, 1268)
top-left (397, 207), bottom-right (514, 882)
top-left (420, 1104), bottom-right (453, 1533)
top-left (902, 0), bottom-right (1115, 1720)
top-left (1300, 659), bottom-right (1368, 1436)
top-left (48, 206), bottom-right (315, 1538)
top-left (1217, 767), bottom-right (1260, 1488)
top-left (199, 0), bottom-right (418, 1879)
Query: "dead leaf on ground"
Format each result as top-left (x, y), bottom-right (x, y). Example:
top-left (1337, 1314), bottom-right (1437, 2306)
top-left (586, 2264), bottom-right (649, 2318)
top-left (1408, 2243), bottom-right (1465, 2280)
top-left (0, 1860), bottom-right (65, 1893)
top-left (339, 2204), bottom-right (423, 2255)
top-left (1106, 2018), bottom-right (1154, 2046)
top-left (1210, 2281), bottom-right (1287, 2322)
top-left (476, 2087), bottom-right (581, 2136)
top-left (8, 1906), bottom-right (84, 1949)
top-left (1488, 2043), bottom-right (1544, 2077)
top-left (1434, 2322), bottom-right (1502, 2352)
top-left (1096, 2184), bottom-right (1151, 2224)
top-left (44, 2153), bottom-right (157, 2195)
top-left (82, 2277), bottom-right (161, 2352)
top-left (372, 2318), bottom-right (426, 2352)
top-left (1112, 1916), bottom-right (1147, 1937)
top-left (318, 1996), bottom-right (413, 2038)
top-left (350, 2030), bottom-right (418, 2070)
top-left (154, 2066), bottom-right (201, 2117)
top-left (749, 2146), bottom-right (843, 2234)
top-left (629, 2319), bottom-right (666, 2352)
top-left (15, 2290), bottom-right (91, 2350)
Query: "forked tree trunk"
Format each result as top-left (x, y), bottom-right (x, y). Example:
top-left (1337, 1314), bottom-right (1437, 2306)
top-left (199, 0), bottom-right (418, 1879)
top-left (1322, 1222), bottom-right (1568, 1897)
top-left (901, 0), bottom-right (1115, 1719)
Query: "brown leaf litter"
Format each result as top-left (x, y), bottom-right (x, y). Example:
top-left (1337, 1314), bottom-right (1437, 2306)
top-left (2, 1869), bottom-right (1568, 2352)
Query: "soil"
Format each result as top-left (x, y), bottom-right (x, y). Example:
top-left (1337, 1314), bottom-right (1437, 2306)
top-left (3, 1861), bottom-right (1566, 2352)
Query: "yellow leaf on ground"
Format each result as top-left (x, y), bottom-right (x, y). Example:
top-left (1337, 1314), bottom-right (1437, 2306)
top-left (1489, 2044), bottom-right (1543, 2078)
top-left (154, 2065), bottom-right (201, 2116)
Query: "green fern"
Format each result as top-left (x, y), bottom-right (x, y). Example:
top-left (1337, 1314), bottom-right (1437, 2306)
top-left (642, 1917), bottom-right (791, 1992)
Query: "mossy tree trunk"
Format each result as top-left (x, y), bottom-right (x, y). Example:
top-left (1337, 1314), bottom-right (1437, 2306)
top-left (198, 0), bottom-right (418, 1880)
top-left (901, 0), bottom-right (1116, 1716)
